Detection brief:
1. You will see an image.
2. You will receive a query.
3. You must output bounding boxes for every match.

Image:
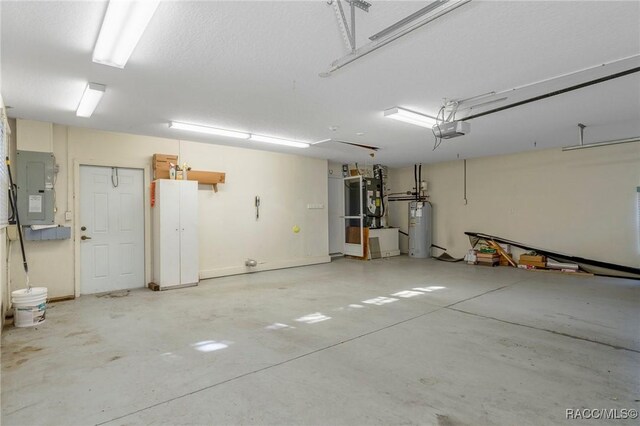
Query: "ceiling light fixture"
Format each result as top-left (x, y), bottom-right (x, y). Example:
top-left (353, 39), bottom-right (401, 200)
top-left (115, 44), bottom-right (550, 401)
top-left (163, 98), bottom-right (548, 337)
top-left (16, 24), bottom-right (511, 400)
top-left (169, 122), bottom-right (309, 148)
top-left (76, 83), bottom-right (106, 118)
top-left (249, 134), bottom-right (309, 149)
top-left (92, 0), bottom-right (160, 68)
top-left (384, 107), bottom-right (437, 128)
top-left (169, 122), bottom-right (250, 139)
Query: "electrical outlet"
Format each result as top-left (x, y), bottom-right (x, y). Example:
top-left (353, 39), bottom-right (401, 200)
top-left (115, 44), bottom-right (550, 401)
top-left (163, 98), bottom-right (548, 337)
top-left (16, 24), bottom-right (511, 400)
top-left (65, 211), bottom-right (72, 221)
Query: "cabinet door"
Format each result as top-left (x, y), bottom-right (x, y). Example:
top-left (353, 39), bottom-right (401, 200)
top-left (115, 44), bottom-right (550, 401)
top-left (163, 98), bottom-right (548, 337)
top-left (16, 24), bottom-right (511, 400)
top-left (158, 180), bottom-right (181, 287)
top-left (179, 181), bottom-right (199, 284)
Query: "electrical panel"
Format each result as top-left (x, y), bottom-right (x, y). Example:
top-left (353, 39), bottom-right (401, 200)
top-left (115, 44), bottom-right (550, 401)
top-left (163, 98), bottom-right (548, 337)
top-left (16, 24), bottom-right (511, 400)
top-left (16, 150), bottom-right (55, 225)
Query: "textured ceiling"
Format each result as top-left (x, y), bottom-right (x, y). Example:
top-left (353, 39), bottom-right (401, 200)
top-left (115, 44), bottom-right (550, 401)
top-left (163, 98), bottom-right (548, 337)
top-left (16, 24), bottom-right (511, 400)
top-left (2, 1), bottom-right (639, 167)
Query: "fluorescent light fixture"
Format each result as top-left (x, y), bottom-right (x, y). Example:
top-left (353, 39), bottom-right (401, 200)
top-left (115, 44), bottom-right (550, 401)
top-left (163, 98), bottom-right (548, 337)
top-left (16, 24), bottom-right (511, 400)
top-left (169, 121), bottom-right (309, 148)
top-left (76, 83), bottom-right (106, 118)
top-left (384, 107), bottom-right (437, 128)
top-left (93, 0), bottom-right (160, 68)
top-left (169, 121), bottom-right (250, 139)
top-left (249, 134), bottom-right (310, 148)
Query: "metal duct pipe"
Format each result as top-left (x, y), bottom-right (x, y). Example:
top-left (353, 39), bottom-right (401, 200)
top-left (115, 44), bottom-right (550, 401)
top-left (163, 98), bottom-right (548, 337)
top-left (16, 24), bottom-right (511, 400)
top-left (323, 0), bottom-right (471, 75)
top-left (562, 136), bottom-right (640, 151)
top-left (369, 1), bottom-right (448, 41)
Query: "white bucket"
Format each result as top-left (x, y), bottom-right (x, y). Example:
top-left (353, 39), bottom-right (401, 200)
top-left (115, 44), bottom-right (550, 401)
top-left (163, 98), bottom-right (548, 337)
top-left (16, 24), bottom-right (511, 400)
top-left (12, 287), bottom-right (47, 327)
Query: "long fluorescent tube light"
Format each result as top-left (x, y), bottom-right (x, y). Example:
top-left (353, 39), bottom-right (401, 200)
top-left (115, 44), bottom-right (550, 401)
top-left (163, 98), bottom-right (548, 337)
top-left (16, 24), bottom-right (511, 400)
top-left (76, 83), bottom-right (106, 118)
top-left (384, 107), bottom-right (437, 128)
top-left (93, 0), bottom-right (160, 68)
top-left (562, 137), bottom-right (640, 151)
top-left (169, 122), bottom-right (309, 148)
top-left (169, 122), bottom-right (250, 139)
top-left (249, 134), bottom-right (310, 149)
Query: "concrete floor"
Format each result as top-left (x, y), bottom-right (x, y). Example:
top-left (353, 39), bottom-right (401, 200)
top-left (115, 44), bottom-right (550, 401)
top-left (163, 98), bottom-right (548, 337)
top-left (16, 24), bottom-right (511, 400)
top-left (2, 256), bottom-right (639, 425)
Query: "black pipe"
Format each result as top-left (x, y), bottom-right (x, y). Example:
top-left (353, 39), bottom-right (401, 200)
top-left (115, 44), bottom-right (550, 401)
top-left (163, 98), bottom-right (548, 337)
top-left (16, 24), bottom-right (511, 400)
top-left (6, 157), bottom-right (28, 275)
top-left (413, 164), bottom-right (418, 201)
top-left (418, 164), bottom-right (422, 197)
top-left (461, 66), bottom-right (640, 122)
top-left (388, 197), bottom-right (428, 202)
top-left (378, 166), bottom-right (385, 225)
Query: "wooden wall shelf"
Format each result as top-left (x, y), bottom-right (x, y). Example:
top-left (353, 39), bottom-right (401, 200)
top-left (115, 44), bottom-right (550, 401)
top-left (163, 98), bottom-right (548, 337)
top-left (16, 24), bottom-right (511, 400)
top-left (154, 170), bottom-right (226, 192)
top-left (152, 154), bottom-right (226, 192)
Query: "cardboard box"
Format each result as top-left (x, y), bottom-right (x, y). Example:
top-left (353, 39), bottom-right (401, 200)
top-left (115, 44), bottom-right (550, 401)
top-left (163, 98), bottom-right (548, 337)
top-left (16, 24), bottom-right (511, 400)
top-left (519, 260), bottom-right (546, 268)
top-left (477, 252), bottom-right (500, 259)
top-left (519, 254), bottom-right (546, 268)
top-left (520, 254), bottom-right (545, 262)
top-left (153, 153), bottom-right (178, 163)
top-left (153, 154), bottom-right (178, 171)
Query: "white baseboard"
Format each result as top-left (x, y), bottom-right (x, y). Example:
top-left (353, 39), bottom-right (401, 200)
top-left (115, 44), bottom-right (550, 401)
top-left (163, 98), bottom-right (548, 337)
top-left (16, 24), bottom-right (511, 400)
top-left (199, 255), bottom-right (332, 280)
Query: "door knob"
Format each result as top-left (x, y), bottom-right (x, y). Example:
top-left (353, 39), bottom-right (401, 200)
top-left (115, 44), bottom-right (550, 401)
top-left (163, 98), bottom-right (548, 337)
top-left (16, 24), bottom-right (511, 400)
top-left (81, 226), bottom-right (87, 231)
top-left (81, 235), bottom-right (92, 240)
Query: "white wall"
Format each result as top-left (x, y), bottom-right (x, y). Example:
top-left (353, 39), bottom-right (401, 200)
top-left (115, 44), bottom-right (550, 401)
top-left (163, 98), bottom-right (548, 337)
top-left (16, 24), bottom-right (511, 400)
top-left (10, 120), bottom-right (329, 298)
top-left (388, 144), bottom-right (640, 267)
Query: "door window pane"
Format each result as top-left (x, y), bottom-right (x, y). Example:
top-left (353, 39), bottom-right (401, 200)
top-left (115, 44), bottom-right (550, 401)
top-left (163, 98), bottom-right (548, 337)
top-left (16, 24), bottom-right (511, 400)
top-left (344, 179), bottom-right (361, 217)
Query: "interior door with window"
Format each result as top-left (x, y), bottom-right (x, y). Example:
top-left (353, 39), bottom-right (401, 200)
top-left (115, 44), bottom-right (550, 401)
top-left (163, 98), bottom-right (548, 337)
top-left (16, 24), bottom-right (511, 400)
top-left (79, 166), bottom-right (144, 294)
top-left (328, 176), bottom-right (345, 255)
top-left (343, 175), bottom-right (364, 257)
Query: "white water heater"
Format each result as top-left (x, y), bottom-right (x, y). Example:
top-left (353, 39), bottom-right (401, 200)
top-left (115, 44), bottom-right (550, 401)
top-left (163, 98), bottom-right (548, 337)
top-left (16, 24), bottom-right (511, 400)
top-left (408, 201), bottom-right (432, 258)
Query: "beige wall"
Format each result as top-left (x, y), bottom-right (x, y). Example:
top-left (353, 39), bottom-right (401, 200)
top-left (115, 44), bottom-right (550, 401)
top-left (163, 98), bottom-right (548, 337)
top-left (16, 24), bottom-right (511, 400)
top-left (10, 120), bottom-right (329, 298)
top-left (388, 144), bottom-right (640, 267)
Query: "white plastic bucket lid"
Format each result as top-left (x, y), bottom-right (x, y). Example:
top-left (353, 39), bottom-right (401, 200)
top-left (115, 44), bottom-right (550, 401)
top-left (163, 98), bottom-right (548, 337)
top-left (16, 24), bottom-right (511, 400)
top-left (12, 287), bottom-right (47, 296)
top-left (12, 287), bottom-right (48, 303)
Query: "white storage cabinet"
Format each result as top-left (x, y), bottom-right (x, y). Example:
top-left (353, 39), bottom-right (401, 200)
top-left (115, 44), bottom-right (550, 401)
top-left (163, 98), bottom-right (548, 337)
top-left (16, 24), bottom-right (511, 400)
top-left (153, 179), bottom-right (199, 289)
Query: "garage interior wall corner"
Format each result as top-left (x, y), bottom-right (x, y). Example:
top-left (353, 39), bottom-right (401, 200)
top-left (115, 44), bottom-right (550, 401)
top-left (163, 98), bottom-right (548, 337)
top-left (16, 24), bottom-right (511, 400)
top-left (387, 144), bottom-right (640, 266)
top-left (8, 119), bottom-right (330, 298)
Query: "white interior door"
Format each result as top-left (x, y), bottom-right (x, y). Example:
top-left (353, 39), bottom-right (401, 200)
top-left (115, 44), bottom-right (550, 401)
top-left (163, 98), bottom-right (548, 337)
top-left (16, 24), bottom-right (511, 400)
top-left (343, 176), bottom-right (364, 257)
top-left (328, 176), bottom-right (345, 255)
top-left (80, 166), bottom-right (144, 294)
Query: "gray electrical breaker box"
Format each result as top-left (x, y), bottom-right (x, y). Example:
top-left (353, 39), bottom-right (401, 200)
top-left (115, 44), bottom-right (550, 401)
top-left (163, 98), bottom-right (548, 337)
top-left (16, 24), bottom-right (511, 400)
top-left (16, 150), bottom-right (55, 225)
